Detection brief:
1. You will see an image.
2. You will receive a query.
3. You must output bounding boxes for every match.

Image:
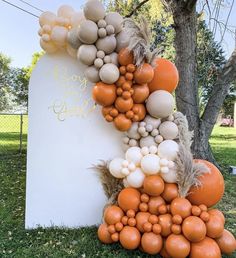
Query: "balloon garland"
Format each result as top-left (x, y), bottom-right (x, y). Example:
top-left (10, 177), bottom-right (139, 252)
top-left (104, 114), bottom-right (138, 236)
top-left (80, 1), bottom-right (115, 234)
top-left (38, 1), bottom-right (236, 257)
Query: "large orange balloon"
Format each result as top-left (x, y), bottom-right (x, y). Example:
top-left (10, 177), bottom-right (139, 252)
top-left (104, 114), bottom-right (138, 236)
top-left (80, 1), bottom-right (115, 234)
top-left (165, 234), bottom-right (190, 258)
top-left (205, 214), bottom-right (224, 238)
top-left (135, 212), bottom-right (150, 233)
top-left (159, 214), bottom-right (172, 237)
top-left (148, 196), bottom-right (165, 215)
top-left (143, 175), bottom-right (164, 197)
top-left (170, 197), bottom-right (192, 219)
top-left (119, 226), bottom-right (141, 250)
top-left (104, 205), bottom-right (124, 225)
top-left (141, 232), bottom-right (163, 254)
top-left (148, 58), bottom-right (179, 93)
top-left (208, 209), bottom-right (225, 224)
top-left (187, 160), bottom-right (225, 207)
top-left (215, 229), bottom-right (236, 255)
top-left (92, 82), bottom-right (116, 106)
top-left (190, 237), bottom-right (221, 258)
top-left (161, 183), bottom-right (179, 203)
top-left (97, 223), bottom-right (113, 244)
top-left (118, 188), bottom-right (141, 212)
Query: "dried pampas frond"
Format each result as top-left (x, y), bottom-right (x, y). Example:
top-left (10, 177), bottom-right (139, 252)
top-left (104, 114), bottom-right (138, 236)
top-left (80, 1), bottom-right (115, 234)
top-left (91, 161), bottom-right (124, 207)
top-left (175, 144), bottom-right (210, 198)
top-left (173, 112), bottom-right (193, 151)
top-left (123, 17), bottom-right (162, 67)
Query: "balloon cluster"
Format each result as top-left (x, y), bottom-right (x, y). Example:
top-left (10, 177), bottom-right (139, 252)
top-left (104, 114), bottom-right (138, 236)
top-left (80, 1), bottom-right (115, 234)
top-left (98, 161), bottom-right (236, 257)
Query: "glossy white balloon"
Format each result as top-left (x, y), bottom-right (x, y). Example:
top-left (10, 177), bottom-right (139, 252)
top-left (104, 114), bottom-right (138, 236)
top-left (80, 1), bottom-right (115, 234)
top-left (159, 121), bottom-right (178, 140)
top-left (125, 147), bottom-right (142, 166)
top-left (158, 140), bottom-right (179, 161)
top-left (161, 168), bottom-right (177, 183)
top-left (51, 26), bottom-right (68, 46)
top-left (126, 168), bottom-right (145, 188)
top-left (109, 158), bottom-right (126, 178)
top-left (141, 154), bottom-right (160, 175)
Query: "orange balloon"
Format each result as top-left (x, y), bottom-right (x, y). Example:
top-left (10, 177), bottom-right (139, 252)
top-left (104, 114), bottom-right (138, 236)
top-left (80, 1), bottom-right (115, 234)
top-left (205, 214), bottom-right (224, 238)
top-left (148, 196), bottom-right (166, 215)
top-left (143, 175), bottom-right (164, 197)
top-left (97, 223), bottom-right (113, 244)
top-left (190, 237), bottom-right (221, 258)
top-left (208, 209), bottom-right (225, 224)
top-left (113, 114), bottom-right (132, 131)
top-left (141, 232), bottom-right (163, 254)
top-left (118, 188), bottom-right (141, 212)
top-left (134, 63), bottom-right (154, 84)
top-left (215, 229), bottom-right (236, 255)
top-left (115, 97), bottom-right (133, 113)
top-left (159, 214), bottom-right (172, 237)
top-left (170, 197), bottom-right (192, 219)
top-left (191, 206), bottom-right (201, 216)
top-left (187, 160), bottom-right (224, 207)
top-left (165, 234), bottom-right (190, 258)
top-left (132, 84), bottom-right (150, 104)
top-left (118, 48), bottom-right (134, 66)
top-left (182, 216), bottom-right (206, 242)
top-left (119, 226), bottom-right (141, 250)
top-left (160, 245), bottom-right (171, 258)
top-left (171, 224), bottom-right (182, 235)
top-left (104, 205), bottom-right (124, 225)
top-left (135, 212), bottom-right (150, 233)
top-left (132, 104), bottom-right (146, 122)
top-left (92, 82), bottom-right (116, 106)
top-left (148, 58), bottom-right (179, 93)
top-left (161, 183), bottom-right (179, 203)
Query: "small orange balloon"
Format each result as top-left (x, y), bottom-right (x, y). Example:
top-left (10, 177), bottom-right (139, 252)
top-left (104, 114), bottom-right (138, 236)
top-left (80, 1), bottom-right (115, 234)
top-left (182, 216), bottom-right (206, 242)
top-left (153, 223), bottom-right (162, 235)
top-left (125, 72), bottom-right (134, 81)
top-left (115, 97), bottom-right (133, 113)
top-left (108, 224), bottom-right (116, 234)
top-left (118, 188), bottom-right (141, 212)
top-left (170, 197), bottom-right (192, 219)
top-left (161, 183), bottom-right (179, 203)
top-left (132, 84), bottom-right (150, 104)
top-left (128, 217), bottom-right (136, 227)
top-left (92, 82), bottom-right (116, 106)
top-left (141, 232), bottom-right (163, 254)
top-left (115, 222), bottom-right (124, 232)
top-left (200, 211), bottom-right (210, 222)
top-left (131, 104), bottom-right (146, 122)
top-left (165, 234), bottom-right (190, 258)
top-left (148, 215), bottom-right (158, 224)
top-left (139, 202), bottom-right (148, 212)
top-left (97, 223), bottom-right (113, 244)
top-left (159, 214), bottom-right (172, 237)
top-left (134, 63), bottom-right (154, 84)
top-left (121, 216), bottom-right (128, 225)
top-left (187, 160), bottom-right (225, 208)
top-left (118, 48), bottom-right (134, 66)
top-left (111, 232), bottom-right (119, 242)
top-left (199, 204), bottom-right (208, 212)
top-left (215, 229), bottom-right (236, 255)
top-left (148, 58), bottom-right (179, 93)
top-left (206, 214), bottom-right (224, 238)
top-left (116, 76), bottom-right (126, 87)
top-left (143, 222), bottom-right (152, 232)
top-left (135, 212), bottom-right (150, 233)
top-left (143, 175), bottom-right (164, 197)
top-left (114, 114), bottom-right (132, 131)
top-left (104, 205), bottom-right (124, 225)
top-left (126, 64), bottom-right (136, 73)
top-left (160, 245), bottom-right (171, 258)
top-left (141, 193), bottom-right (150, 203)
top-left (159, 204), bottom-right (168, 215)
top-left (127, 209), bottom-right (136, 218)
top-left (190, 237), bottom-right (221, 258)
top-left (148, 196), bottom-right (166, 215)
top-left (119, 226), bottom-right (141, 250)
top-left (208, 209), bottom-right (225, 224)
top-left (172, 215), bottom-right (183, 225)
top-left (119, 66), bottom-right (126, 75)
top-left (171, 224), bottom-right (182, 235)
top-left (191, 206), bottom-right (201, 216)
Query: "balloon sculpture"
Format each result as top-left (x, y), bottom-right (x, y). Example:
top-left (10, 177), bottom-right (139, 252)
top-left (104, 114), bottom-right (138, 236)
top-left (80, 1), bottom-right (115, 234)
top-left (38, 1), bottom-right (236, 257)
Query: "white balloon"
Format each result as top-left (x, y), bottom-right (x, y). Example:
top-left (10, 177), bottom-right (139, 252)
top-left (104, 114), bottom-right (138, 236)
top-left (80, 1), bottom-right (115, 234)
top-left (57, 5), bottom-right (74, 19)
top-left (144, 115), bottom-right (161, 129)
top-left (39, 11), bottom-right (57, 27)
top-left (51, 26), bottom-right (68, 47)
top-left (109, 158), bottom-right (126, 178)
top-left (141, 154), bottom-right (160, 175)
top-left (127, 168), bottom-right (145, 188)
top-left (125, 147), bottom-right (142, 166)
top-left (158, 140), bottom-right (179, 161)
top-left (140, 135), bottom-right (157, 148)
top-left (71, 11), bottom-right (85, 28)
top-left (159, 121), bottom-right (179, 140)
top-left (126, 122), bottom-right (140, 140)
top-left (161, 168), bottom-right (177, 183)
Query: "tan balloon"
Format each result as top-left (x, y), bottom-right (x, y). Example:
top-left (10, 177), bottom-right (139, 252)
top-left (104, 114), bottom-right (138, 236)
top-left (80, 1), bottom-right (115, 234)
top-left (71, 11), bottom-right (85, 28)
top-left (40, 39), bottom-right (58, 53)
top-left (99, 63), bottom-right (120, 84)
top-left (85, 66), bottom-right (100, 83)
top-left (57, 5), bottom-right (74, 19)
top-left (77, 44), bottom-right (97, 66)
top-left (146, 90), bottom-right (174, 118)
top-left (39, 12), bottom-right (57, 27)
top-left (140, 136), bottom-right (157, 148)
top-left (116, 30), bottom-right (130, 52)
top-left (159, 121), bottom-right (178, 140)
top-left (67, 28), bottom-right (81, 49)
top-left (78, 20), bottom-right (98, 44)
top-left (83, 0), bottom-right (105, 22)
top-left (109, 52), bottom-right (118, 66)
top-left (51, 26), bottom-right (68, 47)
top-left (66, 44), bottom-right (77, 58)
top-left (105, 12), bottom-right (123, 34)
top-left (96, 35), bottom-right (117, 54)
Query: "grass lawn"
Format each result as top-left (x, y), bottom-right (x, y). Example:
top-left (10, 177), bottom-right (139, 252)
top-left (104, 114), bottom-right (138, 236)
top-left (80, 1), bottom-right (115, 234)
top-left (0, 117), bottom-right (235, 257)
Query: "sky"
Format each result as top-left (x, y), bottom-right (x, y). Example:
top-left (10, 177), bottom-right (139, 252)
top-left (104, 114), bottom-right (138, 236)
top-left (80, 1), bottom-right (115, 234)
top-left (0, 0), bottom-right (235, 68)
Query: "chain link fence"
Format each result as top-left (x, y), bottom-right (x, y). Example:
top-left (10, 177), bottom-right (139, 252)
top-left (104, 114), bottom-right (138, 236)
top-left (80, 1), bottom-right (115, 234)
top-left (0, 113), bottom-right (28, 157)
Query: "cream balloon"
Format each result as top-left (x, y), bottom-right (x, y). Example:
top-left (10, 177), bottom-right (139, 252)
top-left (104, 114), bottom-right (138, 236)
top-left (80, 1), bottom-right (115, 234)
top-left (159, 121), bottom-right (179, 140)
top-left (85, 66), bottom-right (100, 83)
top-left (105, 12), bottom-right (123, 34)
top-left (141, 154), bottom-right (160, 175)
top-left (67, 28), bottom-right (81, 49)
top-left (66, 44), bottom-right (77, 58)
top-left (57, 5), bottom-right (74, 19)
top-left (161, 168), bottom-right (177, 183)
top-left (77, 44), bottom-right (97, 66)
top-left (109, 52), bottom-right (118, 66)
top-left (144, 115), bottom-right (161, 129)
top-left (126, 168), bottom-right (145, 188)
top-left (71, 11), bottom-right (85, 28)
top-left (146, 90), bottom-right (175, 118)
top-left (109, 158), bottom-right (126, 178)
top-left (78, 20), bottom-right (98, 44)
top-left (157, 140), bottom-right (179, 161)
top-left (140, 135), bottom-right (157, 148)
top-left (116, 30), bottom-right (130, 52)
top-left (51, 26), bottom-right (68, 47)
top-left (125, 147), bottom-right (143, 166)
top-left (96, 35), bottom-right (117, 54)
top-left (40, 39), bottom-right (58, 54)
top-left (83, 0), bottom-right (105, 22)
top-left (99, 63), bottom-right (119, 84)
top-left (39, 12), bottom-right (57, 27)
top-left (126, 122), bottom-right (141, 140)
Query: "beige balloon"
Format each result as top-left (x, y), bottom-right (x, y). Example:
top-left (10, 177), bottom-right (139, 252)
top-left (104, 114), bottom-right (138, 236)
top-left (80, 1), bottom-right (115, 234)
top-left (146, 90), bottom-right (175, 118)
top-left (85, 66), bottom-right (100, 83)
top-left (39, 12), bottom-right (57, 27)
top-left (109, 52), bottom-right (118, 66)
top-left (51, 26), bottom-right (68, 47)
top-left (83, 0), bottom-right (105, 22)
top-left (71, 11), bottom-right (85, 28)
top-left (66, 44), bottom-right (77, 58)
top-left (105, 12), bottom-right (123, 34)
top-left (67, 28), bottom-right (81, 49)
top-left (77, 44), bottom-right (97, 66)
top-left (40, 39), bottom-right (58, 54)
top-left (96, 35), bottom-right (117, 54)
top-left (57, 5), bottom-right (74, 19)
top-left (78, 20), bottom-right (98, 44)
top-left (99, 63), bottom-right (119, 84)
top-left (140, 135), bottom-right (157, 148)
top-left (159, 121), bottom-right (179, 140)
top-left (116, 30), bottom-right (130, 52)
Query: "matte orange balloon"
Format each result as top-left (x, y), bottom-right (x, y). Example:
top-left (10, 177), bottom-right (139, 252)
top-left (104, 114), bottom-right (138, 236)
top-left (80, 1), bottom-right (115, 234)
top-left (104, 205), bottom-right (124, 225)
top-left (115, 97), bottom-right (133, 113)
top-left (132, 84), bottom-right (150, 104)
top-left (135, 212), bottom-right (150, 233)
top-left (161, 183), bottom-right (179, 203)
top-left (118, 188), bottom-right (141, 212)
top-left (190, 237), bottom-right (221, 258)
top-left (215, 229), bottom-right (236, 255)
top-left (118, 48), bottom-right (134, 66)
top-left (206, 214), bottom-right (224, 238)
top-left (148, 196), bottom-right (166, 215)
top-left (134, 63), bottom-right (154, 84)
top-left (165, 234), bottom-right (190, 258)
top-left (148, 58), bottom-right (179, 93)
top-left (141, 232), bottom-right (163, 254)
top-left (92, 82), bottom-right (116, 106)
top-left (114, 114), bottom-right (132, 131)
top-left (159, 214), bottom-right (172, 237)
top-left (97, 223), bottom-right (113, 244)
top-left (182, 216), bottom-right (206, 242)
top-left (170, 197), bottom-right (192, 219)
top-left (208, 209), bottom-right (225, 224)
top-left (119, 226), bottom-right (141, 250)
top-left (160, 245), bottom-right (171, 258)
top-left (187, 160), bottom-right (225, 207)
top-left (143, 175), bottom-right (164, 197)
top-left (132, 104), bottom-right (146, 121)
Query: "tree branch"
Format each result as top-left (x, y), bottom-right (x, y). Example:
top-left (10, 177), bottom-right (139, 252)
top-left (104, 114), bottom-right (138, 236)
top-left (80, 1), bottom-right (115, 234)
top-left (125, 0), bottom-right (150, 18)
top-left (201, 48), bottom-right (236, 136)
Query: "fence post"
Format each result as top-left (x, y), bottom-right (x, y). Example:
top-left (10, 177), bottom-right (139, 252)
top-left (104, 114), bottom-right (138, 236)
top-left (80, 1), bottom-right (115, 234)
top-left (19, 114), bottom-right (23, 155)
